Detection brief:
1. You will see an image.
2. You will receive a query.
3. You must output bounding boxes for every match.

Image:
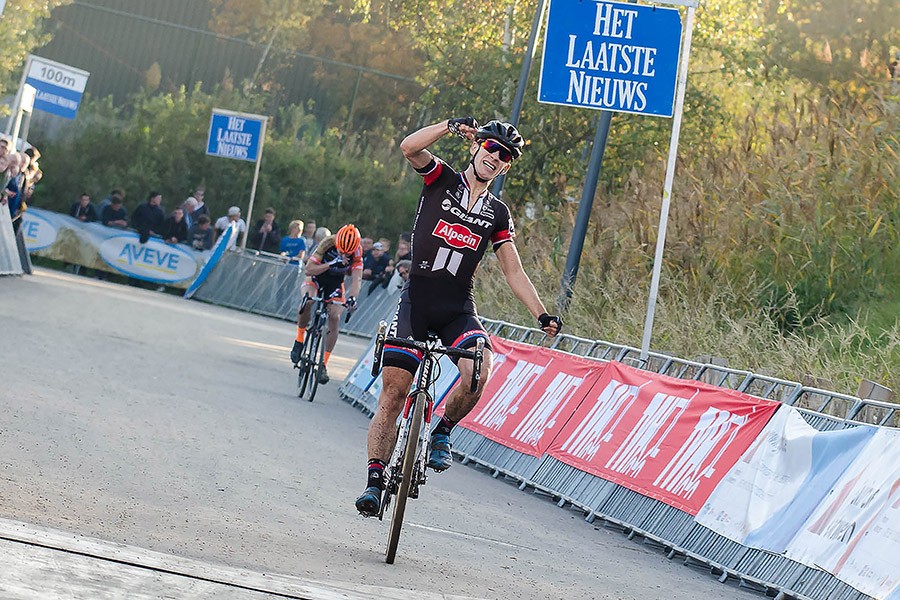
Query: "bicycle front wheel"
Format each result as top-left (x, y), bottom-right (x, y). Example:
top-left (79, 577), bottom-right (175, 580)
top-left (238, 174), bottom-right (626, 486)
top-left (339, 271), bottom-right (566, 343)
top-left (301, 323), bottom-right (325, 402)
top-left (385, 391), bottom-right (424, 564)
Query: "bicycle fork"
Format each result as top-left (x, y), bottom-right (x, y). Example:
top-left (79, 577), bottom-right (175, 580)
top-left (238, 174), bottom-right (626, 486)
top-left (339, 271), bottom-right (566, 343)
top-left (406, 391), bottom-right (434, 499)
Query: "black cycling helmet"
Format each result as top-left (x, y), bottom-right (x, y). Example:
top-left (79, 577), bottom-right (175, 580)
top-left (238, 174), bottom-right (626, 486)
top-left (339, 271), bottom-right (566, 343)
top-left (474, 120), bottom-right (524, 160)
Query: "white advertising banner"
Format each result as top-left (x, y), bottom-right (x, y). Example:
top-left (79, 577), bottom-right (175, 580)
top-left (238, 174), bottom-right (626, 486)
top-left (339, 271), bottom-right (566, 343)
top-left (19, 207), bottom-right (211, 287)
top-left (695, 406), bottom-right (876, 553)
top-left (785, 427), bottom-right (900, 600)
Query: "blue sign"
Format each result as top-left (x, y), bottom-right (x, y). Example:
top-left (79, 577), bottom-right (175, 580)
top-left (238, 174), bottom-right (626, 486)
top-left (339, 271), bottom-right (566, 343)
top-left (25, 56), bottom-right (90, 120)
top-left (206, 110), bottom-right (265, 162)
top-left (538, 0), bottom-right (682, 117)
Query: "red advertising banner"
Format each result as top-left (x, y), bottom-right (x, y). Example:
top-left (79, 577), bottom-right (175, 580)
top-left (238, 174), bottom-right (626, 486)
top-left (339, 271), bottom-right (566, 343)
top-left (547, 361), bottom-right (779, 514)
top-left (455, 337), bottom-right (608, 457)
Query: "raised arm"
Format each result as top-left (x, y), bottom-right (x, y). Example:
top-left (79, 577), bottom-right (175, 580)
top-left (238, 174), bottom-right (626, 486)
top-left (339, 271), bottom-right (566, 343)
top-left (495, 242), bottom-right (561, 336)
top-left (399, 117), bottom-right (478, 169)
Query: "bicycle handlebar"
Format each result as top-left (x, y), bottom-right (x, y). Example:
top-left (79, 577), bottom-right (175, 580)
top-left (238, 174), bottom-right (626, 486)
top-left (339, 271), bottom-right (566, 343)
top-left (382, 336), bottom-right (479, 362)
top-left (371, 321), bottom-right (485, 393)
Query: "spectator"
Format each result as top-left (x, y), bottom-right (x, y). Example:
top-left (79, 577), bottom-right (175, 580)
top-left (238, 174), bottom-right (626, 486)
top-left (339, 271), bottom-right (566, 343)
top-left (22, 147), bottom-right (42, 188)
top-left (70, 193), bottom-right (99, 223)
top-left (394, 238), bottom-right (411, 263)
top-left (279, 219), bottom-right (306, 263)
top-left (96, 188), bottom-right (125, 221)
top-left (161, 206), bottom-right (189, 244)
top-left (1, 157), bottom-right (25, 232)
top-left (182, 197), bottom-right (198, 229)
top-left (101, 194), bottom-right (128, 229)
top-left (0, 138), bottom-right (10, 175)
top-left (131, 191), bottom-right (166, 243)
top-left (1, 153), bottom-right (23, 227)
top-left (360, 236), bottom-right (374, 259)
top-left (362, 241), bottom-right (393, 294)
top-left (309, 226), bottom-right (330, 255)
top-left (214, 206), bottom-right (247, 248)
top-left (301, 220), bottom-right (317, 251)
top-left (188, 214), bottom-right (214, 251)
top-left (249, 206), bottom-right (282, 253)
top-left (187, 187), bottom-right (209, 219)
top-left (21, 181), bottom-right (34, 207)
top-left (377, 237), bottom-right (392, 255)
top-left (387, 258), bottom-right (411, 292)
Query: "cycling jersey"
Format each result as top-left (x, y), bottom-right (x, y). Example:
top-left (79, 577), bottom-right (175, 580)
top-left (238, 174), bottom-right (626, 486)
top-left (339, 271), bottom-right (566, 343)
top-left (409, 156), bottom-right (515, 293)
top-left (383, 156), bottom-right (512, 374)
top-left (307, 234), bottom-right (363, 290)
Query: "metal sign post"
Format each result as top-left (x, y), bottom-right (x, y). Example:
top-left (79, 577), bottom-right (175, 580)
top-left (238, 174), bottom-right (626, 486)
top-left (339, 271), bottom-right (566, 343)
top-left (10, 85), bottom-right (36, 151)
top-left (491, 0), bottom-right (549, 200)
top-left (639, 4), bottom-right (696, 361)
top-left (206, 108), bottom-right (269, 251)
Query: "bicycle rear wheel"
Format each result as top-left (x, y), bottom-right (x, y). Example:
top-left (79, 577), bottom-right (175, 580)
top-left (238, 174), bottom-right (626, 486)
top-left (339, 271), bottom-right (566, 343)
top-left (297, 312), bottom-right (319, 399)
top-left (296, 341), bottom-right (312, 398)
top-left (385, 391), bottom-right (424, 564)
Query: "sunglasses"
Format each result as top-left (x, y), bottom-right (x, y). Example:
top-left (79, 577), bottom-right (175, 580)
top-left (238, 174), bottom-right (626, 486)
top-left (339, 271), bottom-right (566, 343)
top-left (479, 140), bottom-right (514, 163)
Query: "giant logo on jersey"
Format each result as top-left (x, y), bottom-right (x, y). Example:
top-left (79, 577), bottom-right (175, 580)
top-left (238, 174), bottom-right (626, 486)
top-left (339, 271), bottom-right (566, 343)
top-left (433, 219), bottom-right (482, 250)
top-left (440, 196), bottom-right (493, 229)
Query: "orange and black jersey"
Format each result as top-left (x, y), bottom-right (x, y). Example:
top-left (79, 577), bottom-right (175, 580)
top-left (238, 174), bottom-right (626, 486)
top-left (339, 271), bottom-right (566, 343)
top-left (308, 234), bottom-right (363, 288)
top-left (410, 156), bottom-right (515, 291)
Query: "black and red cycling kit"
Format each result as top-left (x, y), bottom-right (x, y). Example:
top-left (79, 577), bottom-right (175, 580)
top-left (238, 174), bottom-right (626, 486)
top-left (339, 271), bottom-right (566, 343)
top-left (305, 235), bottom-right (363, 303)
top-left (384, 155), bottom-right (516, 374)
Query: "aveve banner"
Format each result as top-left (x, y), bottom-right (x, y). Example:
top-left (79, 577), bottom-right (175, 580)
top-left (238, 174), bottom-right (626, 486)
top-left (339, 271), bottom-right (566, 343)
top-left (457, 337), bottom-right (608, 457)
top-left (547, 362), bottom-right (779, 514)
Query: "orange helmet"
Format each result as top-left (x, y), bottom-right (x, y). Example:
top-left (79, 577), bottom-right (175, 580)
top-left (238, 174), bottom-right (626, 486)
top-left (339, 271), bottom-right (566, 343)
top-left (335, 224), bottom-right (361, 254)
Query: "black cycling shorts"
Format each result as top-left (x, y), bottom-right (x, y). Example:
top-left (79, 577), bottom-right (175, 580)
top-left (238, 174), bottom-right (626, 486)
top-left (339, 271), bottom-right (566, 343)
top-left (383, 276), bottom-right (491, 375)
top-left (303, 279), bottom-right (346, 304)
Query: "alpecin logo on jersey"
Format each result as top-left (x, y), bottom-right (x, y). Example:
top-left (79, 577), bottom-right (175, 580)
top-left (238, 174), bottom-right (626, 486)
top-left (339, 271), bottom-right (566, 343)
top-left (433, 219), bottom-right (482, 250)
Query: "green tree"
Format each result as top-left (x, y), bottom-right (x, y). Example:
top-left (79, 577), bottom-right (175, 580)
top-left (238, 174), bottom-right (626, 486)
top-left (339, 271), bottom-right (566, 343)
top-left (0, 0), bottom-right (72, 116)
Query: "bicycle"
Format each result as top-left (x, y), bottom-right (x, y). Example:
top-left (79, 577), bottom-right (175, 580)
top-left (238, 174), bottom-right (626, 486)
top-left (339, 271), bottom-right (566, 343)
top-left (295, 289), bottom-right (355, 402)
top-left (370, 320), bottom-right (484, 564)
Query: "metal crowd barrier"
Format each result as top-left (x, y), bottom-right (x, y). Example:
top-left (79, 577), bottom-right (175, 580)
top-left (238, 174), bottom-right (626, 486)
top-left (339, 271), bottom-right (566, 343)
top-left (16, 226), bottom-right (33, 275)
top-left (189, 249), bottom-right (400, 335)
top-left (191, 250), bottom-right (303, 320)
top-left (341, 284), bottom-right (400, 338)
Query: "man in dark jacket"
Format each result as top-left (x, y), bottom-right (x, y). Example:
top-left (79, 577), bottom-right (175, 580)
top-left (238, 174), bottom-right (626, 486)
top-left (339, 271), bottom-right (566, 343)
top-left (131, 191), bottom-right (165, 243)
top-left (161, 206), bottom-right (189, 244)
top-left (249, 207), bottom-right (282, 253)
top-left (69, 193), bottom-right (98, 223)
top-left (101, 195), bottom-right (128, 229)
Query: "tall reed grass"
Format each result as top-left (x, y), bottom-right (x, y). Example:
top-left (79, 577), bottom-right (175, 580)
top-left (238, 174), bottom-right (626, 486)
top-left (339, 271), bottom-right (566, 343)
top-left (475, 85), bottom-right (899, 397)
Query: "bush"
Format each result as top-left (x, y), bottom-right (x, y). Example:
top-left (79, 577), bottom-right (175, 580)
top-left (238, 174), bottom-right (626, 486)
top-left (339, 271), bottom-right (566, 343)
top-left (30, 86), bottom-right (420, 242)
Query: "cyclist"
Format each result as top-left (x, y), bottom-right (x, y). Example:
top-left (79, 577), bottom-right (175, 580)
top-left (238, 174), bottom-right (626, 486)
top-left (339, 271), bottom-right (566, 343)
top-left (290, 224), bottom-right (363, 384)
top-left (355, 118), bottom-right (562, 516)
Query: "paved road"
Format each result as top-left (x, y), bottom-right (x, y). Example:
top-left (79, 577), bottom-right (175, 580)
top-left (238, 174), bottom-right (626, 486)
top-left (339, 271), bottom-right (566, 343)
top-left (0, 269), bottom-right (756, 599)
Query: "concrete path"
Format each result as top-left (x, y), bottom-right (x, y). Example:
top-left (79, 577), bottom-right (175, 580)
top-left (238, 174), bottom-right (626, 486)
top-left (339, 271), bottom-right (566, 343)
top-left (0, 269), bottom-right (758, 599)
